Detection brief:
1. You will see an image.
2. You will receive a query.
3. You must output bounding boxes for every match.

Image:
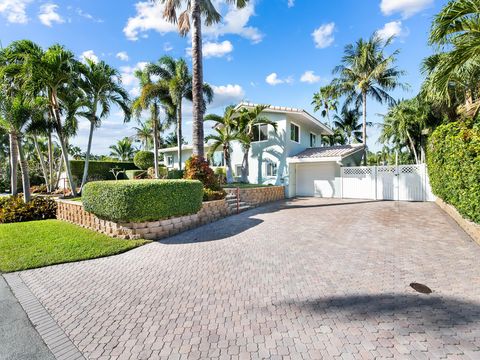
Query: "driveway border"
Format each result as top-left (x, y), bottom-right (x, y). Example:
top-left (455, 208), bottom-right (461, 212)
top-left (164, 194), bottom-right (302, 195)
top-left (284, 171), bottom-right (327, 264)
top-left (4, 273), bottom-right (85, 360)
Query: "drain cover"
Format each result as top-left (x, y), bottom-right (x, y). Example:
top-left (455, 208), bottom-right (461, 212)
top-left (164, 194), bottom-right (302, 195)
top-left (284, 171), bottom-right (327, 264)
top-left (410, 283), bottom-right (432, 294)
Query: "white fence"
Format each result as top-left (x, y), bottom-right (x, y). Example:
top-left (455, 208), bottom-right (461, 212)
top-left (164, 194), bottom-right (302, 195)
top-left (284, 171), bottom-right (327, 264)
top-left (341, 164), bottom-right (435, 202)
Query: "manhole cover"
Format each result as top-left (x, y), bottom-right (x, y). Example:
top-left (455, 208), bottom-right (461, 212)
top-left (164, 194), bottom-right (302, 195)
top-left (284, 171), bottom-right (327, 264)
top-left (410, 283), bottom-right (432, 294)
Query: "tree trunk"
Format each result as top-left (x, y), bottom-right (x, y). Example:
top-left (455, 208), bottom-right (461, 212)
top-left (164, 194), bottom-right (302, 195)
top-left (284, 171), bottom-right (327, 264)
top-left (224, 147), bottom-right (234, 184)
top-left (241, 145), bottom-right (250, 183)
top-left (191, 0), bottom-right (205, 158)
top-left (177, 99), bottom-right (183, 171)
top-left (16, 134), bottom-right (31, 203)
top-left (80, 120), bottom-right (95, 191)
top-left (9, 133), bottom-right (18, 195)
top-left (33, 135), bottom-right (50, 192)
top-left (153, 104), bottom-right (160, 178)
top-left (55, 154), bottom-right (64, 189)
top-left (362, 91), bottom-right (367, 166)
top-left (406, 131), bottom-right (419, 164)
top-left (47, 131), bottom-right (54, 192)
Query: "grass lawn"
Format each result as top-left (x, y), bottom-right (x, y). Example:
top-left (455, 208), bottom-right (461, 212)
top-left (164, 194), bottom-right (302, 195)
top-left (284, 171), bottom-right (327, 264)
top-left (0, 220), bottom-right (149, 273)
top-left (222, 183), bottom-right (271, 189)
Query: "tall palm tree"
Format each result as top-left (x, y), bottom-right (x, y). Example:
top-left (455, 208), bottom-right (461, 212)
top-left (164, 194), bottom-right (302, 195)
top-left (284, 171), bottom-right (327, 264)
top-left (235, 105), bottom-right (277, 183)
top-left (109, 137), bottom-right (136, 161)
top-left (147, 56), bottom-right (213, 170)
top-left (131, 120), bottom-right (154, 150)
top-left (78, 59), bottom-right (131, 191)
top-left (312, 84), bottom-right (339, 125)
top-left (205, 106), bottom-right (239, 183)
top-left (333, 108), bottom-right (367, 144)
top-left (333, 34), bottom-right (407, 163)
top-left (157, 0), bottom-right (248, 157)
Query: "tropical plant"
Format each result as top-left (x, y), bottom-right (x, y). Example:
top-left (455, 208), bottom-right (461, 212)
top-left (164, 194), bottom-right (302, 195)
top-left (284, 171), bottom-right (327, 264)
top-left (157, 0), bottom-right (248, 157)
top-left (321, 128), bottom-right (347, 146)
top-left (312, 84), bottom-right (339, 124)
top-left (333, 108), bottom-right (367, 144)
top-left (109, 137), bottom-right (136, 161)
top-left (332, 34), bottom-right (407, 163)
top-left (78, 59), bottom-right (131, 191)
top-left (131, 120), bottom-right (153, 150)
top-left (235, 105), bottom-right (277, 183)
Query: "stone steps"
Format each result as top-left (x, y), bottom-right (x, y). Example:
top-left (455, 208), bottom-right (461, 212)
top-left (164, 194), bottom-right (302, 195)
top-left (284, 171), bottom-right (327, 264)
top-left (224, 194), bottom-right (251, 213)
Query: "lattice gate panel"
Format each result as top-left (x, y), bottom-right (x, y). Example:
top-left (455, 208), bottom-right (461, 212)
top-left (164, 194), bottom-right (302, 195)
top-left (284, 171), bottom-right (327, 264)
top-left (398, 165), bottom-right (425, 201)
top-left (341, 166), bottom-right (376, 200)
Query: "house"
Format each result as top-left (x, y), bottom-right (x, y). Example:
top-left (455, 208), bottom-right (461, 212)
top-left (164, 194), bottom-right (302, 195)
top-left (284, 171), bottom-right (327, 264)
top-left (160, 103), bottom-right (364, 198)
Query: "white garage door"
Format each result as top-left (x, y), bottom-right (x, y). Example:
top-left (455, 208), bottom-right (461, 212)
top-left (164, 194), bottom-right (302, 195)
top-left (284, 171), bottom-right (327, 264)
top-left (296, 163), bottom-right (338, 197)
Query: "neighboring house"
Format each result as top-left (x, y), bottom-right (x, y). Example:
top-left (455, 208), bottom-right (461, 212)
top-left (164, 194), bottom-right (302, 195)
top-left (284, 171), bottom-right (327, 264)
top-left (160, 103), bottom-right (364, 198)
top-left (160, 145), bottom-right (224, 170)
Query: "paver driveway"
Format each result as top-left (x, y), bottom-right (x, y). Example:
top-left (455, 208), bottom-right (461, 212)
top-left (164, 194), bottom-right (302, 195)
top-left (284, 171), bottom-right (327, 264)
top-left (8, 198), bottom-right (480, 359)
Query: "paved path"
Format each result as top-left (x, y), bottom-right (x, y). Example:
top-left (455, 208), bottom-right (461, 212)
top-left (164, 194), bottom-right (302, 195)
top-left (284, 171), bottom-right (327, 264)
top-left (7, 198), bottom-right (480, 359)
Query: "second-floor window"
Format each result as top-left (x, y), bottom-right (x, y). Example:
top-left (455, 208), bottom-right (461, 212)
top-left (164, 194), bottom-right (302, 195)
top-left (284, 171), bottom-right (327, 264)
top-left (253, 124), bottom-right (269, 142)
top-left (290, 123), bottom-right (300, 143)
top-left (310, 133), bottom-right (317, 147)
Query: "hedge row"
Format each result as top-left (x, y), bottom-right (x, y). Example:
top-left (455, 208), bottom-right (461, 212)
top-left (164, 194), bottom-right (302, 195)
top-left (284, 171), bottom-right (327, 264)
top-left (427, 121), bottom-right (480, 223)
top-left (70, 160), bottom-right (139, 182)
top-left (82, 180), bottom-right (204, 222)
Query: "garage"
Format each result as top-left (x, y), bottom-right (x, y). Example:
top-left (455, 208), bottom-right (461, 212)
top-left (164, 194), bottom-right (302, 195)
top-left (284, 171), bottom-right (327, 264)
top-left (295, 162), bottom-right (338, 197)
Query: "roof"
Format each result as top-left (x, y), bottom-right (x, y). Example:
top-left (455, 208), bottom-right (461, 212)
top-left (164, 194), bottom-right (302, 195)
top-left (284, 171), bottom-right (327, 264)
top-left (287, 144), bottom-right (365, 163)
top-left (235, 102), bottom-right (334, 136)
top-left (159, 144), bottom-right (213, 153)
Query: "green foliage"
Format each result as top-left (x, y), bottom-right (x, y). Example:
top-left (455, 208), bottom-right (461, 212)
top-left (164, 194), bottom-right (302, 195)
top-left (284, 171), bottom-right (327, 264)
top-left (147, 167), bottom-right (168, 179)
top-left (133, 151), bottom-right (155, 170)
top-left (184, 156), bottom-right (221, 191)
top-left (0, 195), bottom-right (57, 223)
top-left (70, 160), bottom-right (138, 182)
top-left (214, 167), bottom-right (227, 184)
top-left (203, 188), bottom-right (226, 202)
top-left (427, 121), bottom-right (480, 223)
top-left (125, 170), bottom-right (146, 180)
top-left (167, 169), bottom-right (184, 179)
top-left (82, 179), bottom-right (203, 222)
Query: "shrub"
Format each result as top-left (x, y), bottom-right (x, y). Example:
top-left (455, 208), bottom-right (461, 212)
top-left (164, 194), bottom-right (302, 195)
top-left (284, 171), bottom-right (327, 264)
top-left (214, 167), bottom-right (227, 185)
top-left (70, 160), bottom-right (138, 182)
top-left (147, 166), bottom-right (168, 179)
top-left (427, 121), bottom-right (480, 223)
top-left (203, 188), bottom-right (226, 202)
top-left (184, 156), bottom-right (221, 191)
top-left (134, 151), bottom-right (155, 170)
top-left (82, 180), bottom-right (203, 222)
top-left (126, 170), bottom-right (147, 180)
top-left (167, 169), bottom-right (185, 179)
top-left (30, 184), bottom-right (48, 194)
top-left (0, 195), bottom-right (57, 223)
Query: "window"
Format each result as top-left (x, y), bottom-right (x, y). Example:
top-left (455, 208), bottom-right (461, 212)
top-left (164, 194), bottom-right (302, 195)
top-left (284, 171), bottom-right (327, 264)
top-left (235, 164), bottom-right (243, 177)
top-left (290, 123), bottom-right (300, 143)
top-left (265, 161), bottom-right (278, 177)
top-left (166, 155), bottom-right (174, 167)
top-left (252, 124), bottom-right (269, 142)
top-left (211, 151), bottom-right (225, 167)
top-left (310, 133), bottom-right (317, 147)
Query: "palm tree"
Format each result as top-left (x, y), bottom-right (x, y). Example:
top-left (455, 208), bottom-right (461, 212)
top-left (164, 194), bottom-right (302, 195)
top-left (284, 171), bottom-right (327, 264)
top-left (312, 84), bottom-right (339, 124)
top-left (235, 105), bottom-right (277, 183)
top-left (131, 120), bottom-right (153, 150)
top-left (78, 59), bottom-right (130, 190)
top-left (333, 34), bottom-right (407, 164)
top-left (333, 108), bottom-right (368, 144)
top-left (205, 106), bottom-right (239, 183)
top-left (147, 56), bottom-right (213, 170)
top-left (109, 137), bottom-right (136, 161)
top-left (321, 128), bottom-right (347, 146)
top-left (157, 0), bottom-right (248, 157)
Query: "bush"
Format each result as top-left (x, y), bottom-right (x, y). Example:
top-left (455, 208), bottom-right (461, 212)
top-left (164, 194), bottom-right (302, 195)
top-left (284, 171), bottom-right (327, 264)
top-left (214, 167), bottom-right (227, 185)
top-left (82, 180), bottom-right (204, 222)
top-left (0, 195), bottom-right (57, 223)
top-left (184, 156), bottom-right (221, 191)
top-left (70, 160), bottom-right (138, 182)
top-left (147, 166), bottom-right (168, 179)
top-left (134, 151), bottom-right (155, 170)
top-left (427, 121), bottom-right (480, 223)
top-left (167, 169), bottom-right (184, 179)
top-left (30, 184), bottom-right (48, 194)
top-left (203, 188), bottom-right (226, 202)
top-left (126, 170), bottom-right (147, 180)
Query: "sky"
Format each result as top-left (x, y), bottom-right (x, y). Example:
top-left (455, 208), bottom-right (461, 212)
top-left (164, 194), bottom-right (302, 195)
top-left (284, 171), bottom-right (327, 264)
top-left (0, 0), bottom-right (447, 155)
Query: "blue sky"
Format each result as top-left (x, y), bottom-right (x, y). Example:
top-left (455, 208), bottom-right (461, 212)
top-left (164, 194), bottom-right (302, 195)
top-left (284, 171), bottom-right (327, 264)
top-left (0, 0), bottom-right (446, 154)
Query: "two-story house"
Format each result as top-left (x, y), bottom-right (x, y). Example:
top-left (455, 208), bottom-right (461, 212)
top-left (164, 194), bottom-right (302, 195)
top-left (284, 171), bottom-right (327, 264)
top-left (160, 103), bottom-right (364, 198)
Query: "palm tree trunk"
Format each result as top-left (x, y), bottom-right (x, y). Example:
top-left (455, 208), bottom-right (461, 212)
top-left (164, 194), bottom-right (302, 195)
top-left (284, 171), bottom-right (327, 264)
top-left (241, 145), bottom-right (250, 183)
top-left (362, 91), bottom-right (367, 166)
top-left (9, 133), bottom-right (18, 195)
top-left (406, 131), bottom-right (419, 164)
top-left (153, 105), bottom-right (160, 178)
top-left (33, 135), bottom-right (50, 192)
top-left (191, 0), bottom-right (204, 158)
top-left (177, 100), bottom-right (183, 171)
top-left (16, 134), bottom-right (31, 203)
top-left (55, 154), bottom-right (64, 190)
top-left (47, 131), bottom-right (54, 192)
top-left (80, 120), bottom-right (95, 191)
top-left (224, 147), bottom-right (233, 184)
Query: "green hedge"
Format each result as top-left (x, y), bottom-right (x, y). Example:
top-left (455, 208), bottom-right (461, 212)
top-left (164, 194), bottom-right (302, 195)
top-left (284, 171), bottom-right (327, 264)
top-left (70, 160), bottom-right (139, 182)
top-left (134, 151), bottom-right (154, 170)
top-left (82, 180), bottom-right (203, 222)
top-left (427, 121), bottom-right (480, 223)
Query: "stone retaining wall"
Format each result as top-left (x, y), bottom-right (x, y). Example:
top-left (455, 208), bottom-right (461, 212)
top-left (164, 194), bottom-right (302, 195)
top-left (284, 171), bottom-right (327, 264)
top-left (436, 198), bottom-right (480, 246)
top-left (224, 186), bottom-right (285, 207)
top-left (57, 199), bottom-right (232, 240)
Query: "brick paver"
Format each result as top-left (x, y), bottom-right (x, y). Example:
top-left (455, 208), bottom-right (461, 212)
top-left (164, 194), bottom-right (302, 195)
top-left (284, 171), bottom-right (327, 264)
top-left (13, 199), bottom-right (480, 359)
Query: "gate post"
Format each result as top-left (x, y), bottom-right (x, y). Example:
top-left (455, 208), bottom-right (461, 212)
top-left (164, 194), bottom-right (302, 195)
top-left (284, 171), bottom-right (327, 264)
top-left (374, 166), bottom-right (377, 200)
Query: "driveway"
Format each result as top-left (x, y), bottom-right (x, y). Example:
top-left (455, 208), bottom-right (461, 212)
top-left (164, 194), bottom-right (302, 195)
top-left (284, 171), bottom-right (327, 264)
top-left (5, 198), bottom-right (480, 359)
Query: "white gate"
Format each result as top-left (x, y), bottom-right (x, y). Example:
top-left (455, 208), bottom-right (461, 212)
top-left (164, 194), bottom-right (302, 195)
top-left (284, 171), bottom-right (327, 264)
top-left (341, 164), bottom-right (435, 202)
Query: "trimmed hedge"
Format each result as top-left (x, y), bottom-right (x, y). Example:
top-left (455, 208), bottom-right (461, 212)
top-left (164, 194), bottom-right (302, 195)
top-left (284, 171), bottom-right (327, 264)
top-left (427, 121), bottom-right (480, 223)
top-left (82, 180), bottom-right (204, 222)
top-left (70, 160), bottom-right (139, 182)
top-left (134, 151), bottom-right (155, 170)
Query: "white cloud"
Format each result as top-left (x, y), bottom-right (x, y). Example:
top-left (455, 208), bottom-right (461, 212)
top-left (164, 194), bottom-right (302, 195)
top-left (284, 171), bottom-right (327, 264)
top-left (380, 0), bottom-right (433, 18)
top-left (265, 73), bottom-right (293, 86)
top-left (300, 71), bottom-right (321, 84)
top-left (164, 42), bottom-right (173, 52)
top-left (202, 40), bottom-right (234, 58)
top-left (124, 1), bottom-right (262, 43)
top-left (116, 51), bottom-right (129, 61)
top-left (287, 0), bottom-right (295, 8)
top-left (76, 8), bottom-right (103, 23)
top-left (312, 22), bottom-right (335, 49)
top-left (210, 84), bottom-right (245, 109)
top-left (119, 61), bottom-right (148, 97)
top-left (377, 21), bottom-right (406, 41)
top-left (38, 3), bottom-right (64, 27)
top-left (81, 50), bottom-right (99, 64)
top-left (0, 0), bottom-right (32, 24)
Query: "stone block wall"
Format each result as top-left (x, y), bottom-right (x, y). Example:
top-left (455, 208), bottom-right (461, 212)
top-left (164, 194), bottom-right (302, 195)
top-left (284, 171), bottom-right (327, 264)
top-left (225, 186), bottom-right (285, 207)
top-left (436, 198), bottom-right (480, 246)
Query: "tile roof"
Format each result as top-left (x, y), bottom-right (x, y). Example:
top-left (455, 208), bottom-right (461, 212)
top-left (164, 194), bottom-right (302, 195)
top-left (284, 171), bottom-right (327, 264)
top-left (291, 144), bottom-right (364, 159)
